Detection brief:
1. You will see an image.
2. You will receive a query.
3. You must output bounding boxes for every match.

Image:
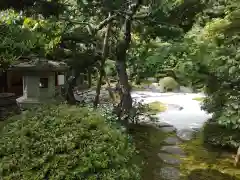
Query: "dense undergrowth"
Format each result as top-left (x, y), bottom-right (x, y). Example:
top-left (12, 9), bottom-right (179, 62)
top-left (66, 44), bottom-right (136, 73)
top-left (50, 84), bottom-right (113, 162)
top-left (0, 104), bottom-right (140, 180)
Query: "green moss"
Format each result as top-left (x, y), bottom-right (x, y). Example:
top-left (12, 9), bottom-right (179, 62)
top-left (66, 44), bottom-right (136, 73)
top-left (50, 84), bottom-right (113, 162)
top-left (179, 131), bottom-right (240, 179)
top-left (128, 124), bottom-right (170, 180)
top-left (192, 97), bottom-right (205, 102)
top-left (148, 101), bottom-right (167, 113)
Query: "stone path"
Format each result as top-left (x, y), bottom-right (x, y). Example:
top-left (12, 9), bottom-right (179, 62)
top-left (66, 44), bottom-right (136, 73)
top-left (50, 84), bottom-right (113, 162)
top-left (131, 91), bottom-right (212, 179)
top-left (157, 124), bottom-right (189, 180)
top-left (141, 117), bottom-right (195, 180)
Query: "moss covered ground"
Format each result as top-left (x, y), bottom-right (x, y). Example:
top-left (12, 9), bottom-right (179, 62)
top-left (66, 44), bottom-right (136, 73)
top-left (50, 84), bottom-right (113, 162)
top-left (180, 132), bottom-right (240, 179)
top-left (192, 97), bottom-right (205, 102)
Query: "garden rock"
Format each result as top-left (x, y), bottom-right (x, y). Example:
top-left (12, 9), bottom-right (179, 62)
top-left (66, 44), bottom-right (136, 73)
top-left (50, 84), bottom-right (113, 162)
top-left (160, 146), bottom-right (186, 156)
top-left (159, 167), bottom-right (180, 180)
top-left (164, 137), bottom-right (181, 145)
top-left (177, 128), bottom-right (196, 141)
top-left (158, 153), bottom-right (182, 165)
top-left (157, 122), bottom-right (173, 127)
top-left (159, 126), bottom-right (176, 133)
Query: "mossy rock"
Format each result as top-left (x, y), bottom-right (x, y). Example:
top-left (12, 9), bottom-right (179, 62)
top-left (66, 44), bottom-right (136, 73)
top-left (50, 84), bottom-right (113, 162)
top-left (159, 77), bottom-right (179, 92)
top-left (148, 101), bottom-right (167, 114)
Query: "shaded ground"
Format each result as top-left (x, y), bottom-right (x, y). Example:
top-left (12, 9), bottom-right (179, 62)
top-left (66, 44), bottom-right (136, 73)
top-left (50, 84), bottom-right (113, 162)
top-left (128, 123), bottom-right (171, 180)
top-left (180, 132), bottom-right (240, 179)
top-left (186, 169), bottom-right (240, 180)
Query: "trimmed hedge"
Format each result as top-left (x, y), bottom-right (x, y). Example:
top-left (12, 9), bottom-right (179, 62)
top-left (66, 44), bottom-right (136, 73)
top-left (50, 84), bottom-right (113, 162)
top-left (0, 104), bottom-right (140, 180)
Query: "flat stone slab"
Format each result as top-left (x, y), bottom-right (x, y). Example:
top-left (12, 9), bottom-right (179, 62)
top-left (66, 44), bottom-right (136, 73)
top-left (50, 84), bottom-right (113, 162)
top-left (164, 137), bottom-right (182, 145)
top-left (159, 126), bottom-right (176, 133)
top-left (158, 153), bottom-right (182, 165)
top-left (177, 128), bottom-right (196, 141)
top-left (157, 122), bottom-right (173, 127)
top-left (160, 146), bottom-right (186, 156)
top-left (159, 167), bottom-right (180, 180)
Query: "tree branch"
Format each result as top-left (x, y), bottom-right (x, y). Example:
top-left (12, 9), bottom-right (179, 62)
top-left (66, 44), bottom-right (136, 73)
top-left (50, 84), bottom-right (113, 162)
top-left (93, 14), bottom-right (117, 32)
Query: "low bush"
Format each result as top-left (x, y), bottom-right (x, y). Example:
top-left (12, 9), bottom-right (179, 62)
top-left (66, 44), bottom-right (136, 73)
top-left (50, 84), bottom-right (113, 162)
top-left (0, 104), bottom-right (140, 180)
top-left (159, 76), bottom-right (179, 92)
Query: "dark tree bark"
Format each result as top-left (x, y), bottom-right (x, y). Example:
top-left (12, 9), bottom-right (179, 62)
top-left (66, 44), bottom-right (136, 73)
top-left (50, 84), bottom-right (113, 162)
top-left (87, 68), bottom-right (92, 88)
top-left (65, 76), bottom-right (77, 105)
top-left (94, 13), bottom-right (112, 107)
top-left (115, 0), bottom-right (142, 118)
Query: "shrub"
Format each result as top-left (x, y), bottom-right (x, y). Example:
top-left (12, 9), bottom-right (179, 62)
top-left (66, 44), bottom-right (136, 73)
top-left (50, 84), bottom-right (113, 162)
top-left (202, 121), bottom-right (240, 148)
top-left (0, 104), bottom-right (140, 180)
top-left (159, 76), bottom-right (179, 92)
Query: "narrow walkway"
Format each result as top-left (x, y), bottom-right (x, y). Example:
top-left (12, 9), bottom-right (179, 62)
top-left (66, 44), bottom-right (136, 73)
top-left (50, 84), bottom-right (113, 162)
top-left (131, 91), bottom-right (212, 180)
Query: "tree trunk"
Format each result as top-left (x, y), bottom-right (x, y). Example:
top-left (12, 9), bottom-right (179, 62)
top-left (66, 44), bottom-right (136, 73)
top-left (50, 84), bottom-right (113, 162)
top-left (115, 0), bottom-right (142, 118)
top-left (94, 13), bottom-right (112, 108)
top-left (87, 69), bottom-right (92, 88)
top-left (66, 76), bottom-right (76, 104)
top-left (105, 76), bottom-right (116, 103)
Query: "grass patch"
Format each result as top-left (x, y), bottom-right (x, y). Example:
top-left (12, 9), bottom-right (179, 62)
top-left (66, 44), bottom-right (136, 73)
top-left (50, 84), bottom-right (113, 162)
top-left (192, 97), bottom-right (205, 102)
top-left (148, 101), bottom-right (167, 113)
top-left (180, 131), bottom-right (240, 179)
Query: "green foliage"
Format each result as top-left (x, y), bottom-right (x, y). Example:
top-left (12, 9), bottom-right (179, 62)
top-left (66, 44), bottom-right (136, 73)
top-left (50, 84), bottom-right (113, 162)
top-left (0, 9), bottom-right (64, 68)
top-left (145, 0), bottom-right (240, 144)
top-left (159, 76), bottom-right (179, 91)
top-left (0, 105), bottom-right (140, 179)
top-left (203, 122), bottom-right (240, 148)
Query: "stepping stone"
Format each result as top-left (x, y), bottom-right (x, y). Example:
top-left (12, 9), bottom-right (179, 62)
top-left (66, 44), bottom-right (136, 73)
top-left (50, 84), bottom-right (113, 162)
top-left (164, 137), bottom-right (181, 145)
top-left (158, 153), bottom-right (182, 165)
top-left (158, 122), bottom-right (173, 127)
top-left (177, 129), bottom-right (196, 141)
top-left (160, 146), bottom-right (186, 156)
top-left (159, 167), bottom-right (180, 180)
top-left (159, 126), bottom-right (176, 133)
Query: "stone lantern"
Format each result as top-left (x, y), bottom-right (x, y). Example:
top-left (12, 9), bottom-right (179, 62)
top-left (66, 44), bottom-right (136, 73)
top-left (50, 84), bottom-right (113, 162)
top-left (8, 59), bottom-right (68, 108)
